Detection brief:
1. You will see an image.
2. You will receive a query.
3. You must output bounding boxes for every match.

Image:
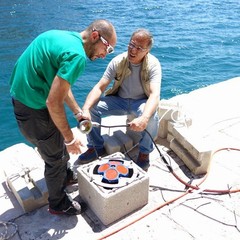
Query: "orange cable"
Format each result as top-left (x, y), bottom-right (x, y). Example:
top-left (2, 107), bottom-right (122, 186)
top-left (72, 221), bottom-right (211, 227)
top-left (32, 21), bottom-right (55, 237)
top-left (96, 147), bottom-right (240, 240)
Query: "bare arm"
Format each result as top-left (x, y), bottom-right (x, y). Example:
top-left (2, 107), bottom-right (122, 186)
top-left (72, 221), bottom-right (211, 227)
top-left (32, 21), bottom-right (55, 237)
top-left (129, 82), bottom-right (160, 131)
top-left (81, 77), bottom-right (110, 119)
top-left (46, 76), bottom-right (83, 154)
top-left (65, 88), bottom-right (82, 115)
top-left (142, 82), bottom-right (160, 119)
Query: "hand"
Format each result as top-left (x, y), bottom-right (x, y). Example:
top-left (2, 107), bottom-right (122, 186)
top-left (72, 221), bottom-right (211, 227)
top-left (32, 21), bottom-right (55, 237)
top-left (128, 116), bottom-right (149, 132)
top-left (75, 109), bottom-right (91, 122)
top-left (66, 138), bottom-right (84, 154)
top-left (82, 109), bottom-right (91, 120)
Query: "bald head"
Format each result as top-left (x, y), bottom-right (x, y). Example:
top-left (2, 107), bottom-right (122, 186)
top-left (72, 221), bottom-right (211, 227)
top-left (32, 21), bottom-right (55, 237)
top-left (131, 29), bottom-right (153, 49)
top-left (86, 19), bottom-right (117, 47)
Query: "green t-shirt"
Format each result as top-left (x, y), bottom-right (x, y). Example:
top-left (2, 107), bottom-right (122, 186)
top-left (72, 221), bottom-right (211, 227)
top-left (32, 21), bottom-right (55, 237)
top-left (10, 30), bottom-right (86, 109)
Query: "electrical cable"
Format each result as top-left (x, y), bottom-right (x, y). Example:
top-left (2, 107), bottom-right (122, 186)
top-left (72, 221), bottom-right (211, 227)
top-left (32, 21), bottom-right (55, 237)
top-left (181, 202), bottom-right (240, 231)
top-left (77, 119), bottom-right (240, 239)
top-left (79, 121), bottom-right (240, 194)
top-left (96, 191), bottom-right (190, 240)
top-left (95, 145), bottom-right (240, 240)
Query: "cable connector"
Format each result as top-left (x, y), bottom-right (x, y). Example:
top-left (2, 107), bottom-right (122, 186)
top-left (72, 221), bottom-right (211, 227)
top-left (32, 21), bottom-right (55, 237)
top-left (77, 120), bottom-right (100, 134)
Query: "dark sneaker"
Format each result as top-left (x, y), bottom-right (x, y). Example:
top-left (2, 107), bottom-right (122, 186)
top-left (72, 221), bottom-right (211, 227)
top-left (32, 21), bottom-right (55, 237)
top-left (136, 152), bottom-right (150, 171)
top-left (76, 147), bottom-right (106, 165)
top-left (66, 168), bottom-right (78, 186)
top-left (48, 201), bottom-right (87, 215)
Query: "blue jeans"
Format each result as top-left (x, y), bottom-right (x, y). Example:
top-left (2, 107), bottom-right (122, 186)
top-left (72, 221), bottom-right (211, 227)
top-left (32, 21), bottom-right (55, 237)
top-left (87, 96), bottom-right (159, 154)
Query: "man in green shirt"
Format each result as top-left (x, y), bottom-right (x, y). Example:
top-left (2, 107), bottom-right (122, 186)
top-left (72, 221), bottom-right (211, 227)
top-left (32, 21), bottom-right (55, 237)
top-left (10, 19), bottom-right (117, 215)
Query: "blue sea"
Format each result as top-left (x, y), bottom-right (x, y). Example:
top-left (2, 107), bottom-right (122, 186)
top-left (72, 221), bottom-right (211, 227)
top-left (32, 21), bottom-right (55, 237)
top-left (0, 0), bottom-right (239, 151)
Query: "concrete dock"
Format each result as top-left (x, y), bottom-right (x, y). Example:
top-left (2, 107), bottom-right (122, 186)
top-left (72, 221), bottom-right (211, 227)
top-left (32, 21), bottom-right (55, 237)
top-left (0, 77), bottom-right (240, 240)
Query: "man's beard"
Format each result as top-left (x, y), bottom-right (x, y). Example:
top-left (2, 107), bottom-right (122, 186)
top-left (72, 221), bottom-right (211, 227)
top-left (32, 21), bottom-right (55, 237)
top-left (87, 43), bottom-right (97, 61)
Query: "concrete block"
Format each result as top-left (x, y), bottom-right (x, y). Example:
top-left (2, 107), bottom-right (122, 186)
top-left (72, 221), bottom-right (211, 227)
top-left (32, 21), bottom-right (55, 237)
top-left (126, 129), bottom-right (141, 145)
top-left (167, 133), bottom-right (174, 143)
top-left (158, 99), bottom-right (193, 131)
top-left (113, 130), bottom-right (133, 152)
top-left (7, 168), bottom-right (48, 212)
top-left (172, 126), bottom-right (212, 163)
top-left (170, 124), bottom-right (213, 174)
top-left (1, 143), bottom-right (48, 212)
top-left (103, 134), bottom-right (121, 155)
top-left (170, 139), bottom-right (200, 166)
top-left (101, 115), bottom-right (128, 136)
top-left (77, 152), bottom-right (149, 225)
top-left (158, 119), bottom-right (168, 138)
top-left (167, 121), bottom-right (175, 135)
top-left (158, 100), bottom-right (181, 121)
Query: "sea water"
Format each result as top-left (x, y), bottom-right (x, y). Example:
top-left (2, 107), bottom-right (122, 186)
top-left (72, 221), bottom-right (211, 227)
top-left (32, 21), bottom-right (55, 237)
top-left (0, 0), bottom-right (239, 150)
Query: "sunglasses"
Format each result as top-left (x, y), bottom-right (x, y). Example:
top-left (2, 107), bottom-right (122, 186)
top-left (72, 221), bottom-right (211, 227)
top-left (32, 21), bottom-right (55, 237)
top-left (100, 35), bottom-right (114, 54)
top-left (93, 28), bottom-right (114, 54)
top-left (128, 41), bottom-right (148, 52)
